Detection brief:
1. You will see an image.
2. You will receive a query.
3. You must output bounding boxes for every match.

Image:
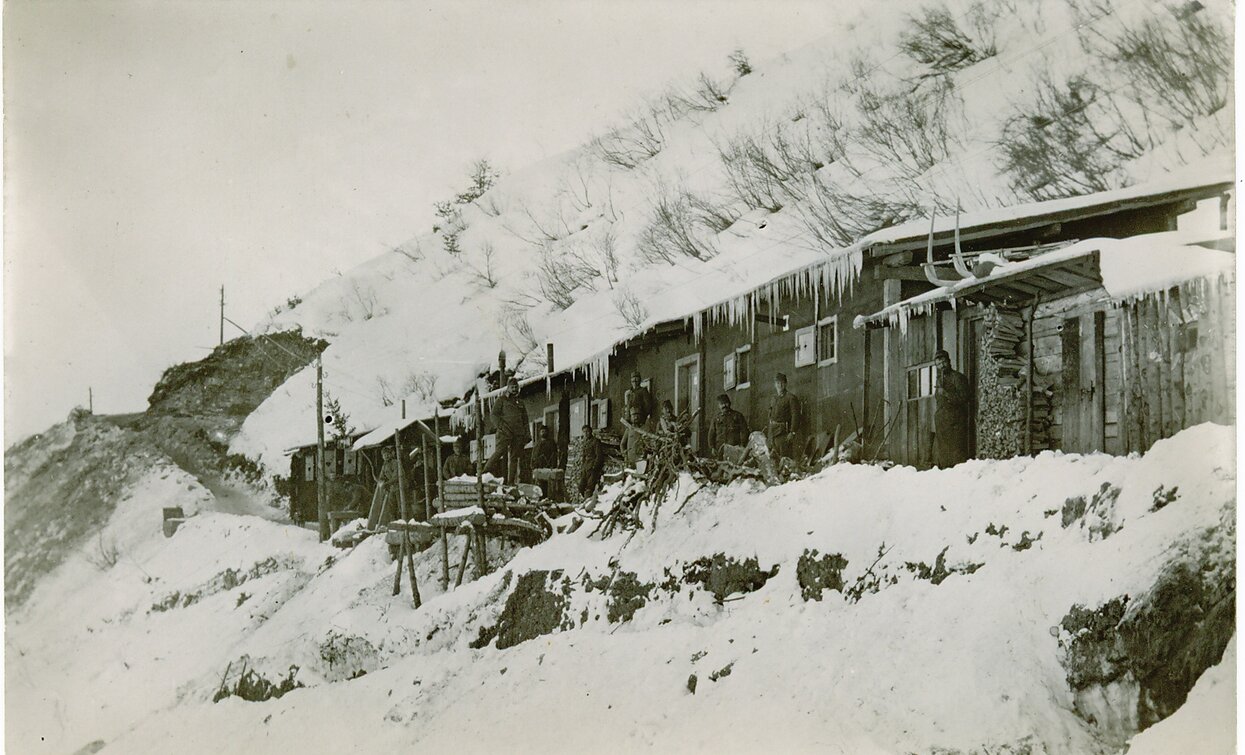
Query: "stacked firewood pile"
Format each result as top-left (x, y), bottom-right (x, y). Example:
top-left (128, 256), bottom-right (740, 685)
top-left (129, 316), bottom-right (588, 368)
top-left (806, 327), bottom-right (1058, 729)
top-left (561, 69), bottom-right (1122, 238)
top-left (976, 305), bottom-right (1027, 459)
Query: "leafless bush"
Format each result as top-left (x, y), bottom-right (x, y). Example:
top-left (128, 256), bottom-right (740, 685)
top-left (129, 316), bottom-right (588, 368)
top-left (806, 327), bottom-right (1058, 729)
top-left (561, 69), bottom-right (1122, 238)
top-left (898, 1), bottom-right (999, 75)
top-left (685, 192), bottom-right (741, 234)
top-left (460, 241), bottom-right (499, 289)
top-left (999, 72), bottom-right (1146, 200)
top-left (558, 157), bottom-right (595, 213)
top-left (536, 242), bottom-right (602, 309)
top-left (1083, 4), bottom-right (1231, 127)
top-left (854, 76), bottom-right (963, 179)
top-left (667, 73), bottom-right (731, 114)
top-left (590, 104), bottom-right (668, 169)
top-left (392, 240), bottom-right (423, 264)
top-left (86, 533), bottom-right (120, 571)
top-left (376, 376), bottom-right (396, 407)
top-left (590, 227), bottom-right (621, 285)
top-left (613, 287), bottom-right (649, 331)
top-left (339, 280), bottom-right (382, 322)
top-left (502, 305), bottom-right (541, 359)
top-left (401, 372), bottom-right (438, 402)
top-left (476, 192), bottom-right (504, 217)
top-left (717, 123), bottom-right (824, 212)
top-left (729, 48), bottom-right (752, 77)
top-left (797, 173), bottom-right (934, 248)
top-left (636, 185), bottom-right (722, 264)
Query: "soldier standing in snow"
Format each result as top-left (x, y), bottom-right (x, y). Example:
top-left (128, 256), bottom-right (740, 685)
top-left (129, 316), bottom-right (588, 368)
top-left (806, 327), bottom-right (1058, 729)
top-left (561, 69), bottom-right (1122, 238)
top-left (933, 349), bottom-right (971, 468)
top-left (624, 372), bottom-right (654, 428)
top-left (767, 373), bottom-right (802, 461)
top-left (485, 377), bottom-right (530, 484)
top-left (578, 424), bottom-right (605, 498)
top-left (376, 445), bottom-right (400, 522)
top-left (442, 436), bottom-right (472, 479)
top-left (532, 424), bottom-right (559, 470)
top-left (708, 393), bottom-right (749, 458)
top-left (621, 407), bottom-right (645, 468)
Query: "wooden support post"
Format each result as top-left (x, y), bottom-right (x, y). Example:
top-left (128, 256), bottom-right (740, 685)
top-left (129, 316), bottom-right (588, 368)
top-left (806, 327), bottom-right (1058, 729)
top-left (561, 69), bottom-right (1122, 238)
top-left (315, 357), bottom-right (329, 542)
top-left (455, 530), bottom-right (473, 587)
top-left (475, 392), bottom-right (485, 510)
top-left (88, 387), bottom-right (93, 414)
top-left (474, 529), bottom-right (489, 579)
top-left (434, 409), bottom-right (449, 591)
top-left (219, 285), bottom-right (225, 347)
top-left (393, 433), bottom-right (421, 607)
top-left (1024, 298), bottom-right (1038, 455)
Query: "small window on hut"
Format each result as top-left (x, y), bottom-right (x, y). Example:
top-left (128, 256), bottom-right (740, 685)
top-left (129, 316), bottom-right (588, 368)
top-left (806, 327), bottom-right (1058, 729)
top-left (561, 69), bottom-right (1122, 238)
top-left (817, 316), bottom-right (838, 366)
top-left (569, 397), bottom-right (588, 439)
top-left (736, 345), bottom-right (751, 389)
top-left (723, 352), bottom-right (737, 390)
top-left (907, 363), bottom-right (935, 401)
top-left (794, 326), bottom-right (816, 368)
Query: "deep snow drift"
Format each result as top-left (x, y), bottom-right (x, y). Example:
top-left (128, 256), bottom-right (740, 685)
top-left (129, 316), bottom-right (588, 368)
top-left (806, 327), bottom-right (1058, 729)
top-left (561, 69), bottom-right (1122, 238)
top-left (7, 423), bottom-right (1234, 754)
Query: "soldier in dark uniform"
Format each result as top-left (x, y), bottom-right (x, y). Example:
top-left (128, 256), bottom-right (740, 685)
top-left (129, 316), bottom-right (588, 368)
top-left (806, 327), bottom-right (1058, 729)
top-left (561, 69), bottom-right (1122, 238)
top-left (933, 350), bottom-right (971, 468)
top-left (767, 373), bottom-right (802, 461)
top-left (625, 372), bottom-right (654, 428)
top-left (376, 446), bottom-right (400, 522)
top-left (442, 436), bottom-right (472, 479)
top-left (485, 378), bottom-right (530, 484)
top-left (578, 424), bottom-right (605, 498)
top-left (532, 424), bottom-right (559, 470)
top-left (708, 393), bottom-right (749, 458)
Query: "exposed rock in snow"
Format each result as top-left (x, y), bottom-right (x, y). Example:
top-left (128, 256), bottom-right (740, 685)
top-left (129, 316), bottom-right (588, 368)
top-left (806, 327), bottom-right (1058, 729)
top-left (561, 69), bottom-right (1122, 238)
top-left (6, 423), bottom-right (1234, 754)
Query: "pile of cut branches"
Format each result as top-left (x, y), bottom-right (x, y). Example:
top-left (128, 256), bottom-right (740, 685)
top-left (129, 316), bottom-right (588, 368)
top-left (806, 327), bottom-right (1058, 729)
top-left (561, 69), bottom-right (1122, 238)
top-left (592, 414), bottom-right (765, 538)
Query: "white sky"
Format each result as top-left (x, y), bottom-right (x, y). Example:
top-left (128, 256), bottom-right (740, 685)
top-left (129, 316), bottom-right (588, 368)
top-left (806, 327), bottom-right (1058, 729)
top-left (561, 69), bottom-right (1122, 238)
top-left (3, 0), bottom-right (842, 444)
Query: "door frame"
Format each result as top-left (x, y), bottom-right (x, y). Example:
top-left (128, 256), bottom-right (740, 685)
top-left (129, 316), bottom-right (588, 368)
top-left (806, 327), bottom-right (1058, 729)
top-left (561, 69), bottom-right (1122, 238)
top-left (674, 353), bottom-right (701, 448)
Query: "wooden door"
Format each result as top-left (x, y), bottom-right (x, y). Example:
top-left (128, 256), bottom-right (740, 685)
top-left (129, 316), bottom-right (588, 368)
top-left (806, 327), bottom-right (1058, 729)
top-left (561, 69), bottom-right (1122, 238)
top-left (1061, 313), bottom-right (1106, 452)
top-left (675, 354), bottom-right (701, 449)
top-left (901, 317), bottom-right (939, 468)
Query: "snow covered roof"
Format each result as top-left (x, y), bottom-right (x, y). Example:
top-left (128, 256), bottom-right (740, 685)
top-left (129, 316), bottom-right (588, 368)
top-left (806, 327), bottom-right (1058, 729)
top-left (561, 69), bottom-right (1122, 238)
top-left (350, 400), bottom-right (446, 451)
top-left (858, 159), bottom-right (1233, 256)
top-left (854, 231), bottom-right (1235, 332)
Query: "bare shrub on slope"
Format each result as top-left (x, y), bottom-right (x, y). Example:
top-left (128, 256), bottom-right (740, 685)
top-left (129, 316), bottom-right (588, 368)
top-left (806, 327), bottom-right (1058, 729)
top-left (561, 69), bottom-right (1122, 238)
top-left (999, 72), bottom-right (1146, 201)
top-left (636, 183), bottom-right (729, 263)
top-left (536, 242), bottom-right (603, 310)
top-left (797, 173), bottom-right (934, 249)
top-left (716, 122), bottom-right (824, 213)
top-left (898, 1), bottom-right (1000, 76)
top-left (852, 73), bottom-right (964, 180)
top-left (590, 103), bottom-right (668, 169)
top-left (1079, 1), bottom-right (1232, 128)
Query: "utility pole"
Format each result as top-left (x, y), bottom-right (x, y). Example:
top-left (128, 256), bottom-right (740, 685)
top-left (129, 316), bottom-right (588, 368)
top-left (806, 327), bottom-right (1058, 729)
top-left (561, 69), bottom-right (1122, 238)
top-left (219, 285), bottom-right (225, 347)
top-left (88, 387), bottom-right (93, 414)
top-left (316, 356), bottom-right (329, 541)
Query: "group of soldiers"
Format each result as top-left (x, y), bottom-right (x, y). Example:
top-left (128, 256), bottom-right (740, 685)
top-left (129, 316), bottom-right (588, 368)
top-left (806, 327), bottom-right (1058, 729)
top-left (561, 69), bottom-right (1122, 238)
top-left (429, 348), bottom-right (971, 505)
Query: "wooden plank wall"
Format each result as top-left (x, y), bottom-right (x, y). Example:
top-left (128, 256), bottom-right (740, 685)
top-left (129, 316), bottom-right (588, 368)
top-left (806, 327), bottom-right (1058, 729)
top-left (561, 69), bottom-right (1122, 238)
top-left (1032, 278), bottom-right (1234, 456)
top-left (1120, 278), bottom-right (1236, 451)
top-left (1032, 293), bottom-right (1124, 454)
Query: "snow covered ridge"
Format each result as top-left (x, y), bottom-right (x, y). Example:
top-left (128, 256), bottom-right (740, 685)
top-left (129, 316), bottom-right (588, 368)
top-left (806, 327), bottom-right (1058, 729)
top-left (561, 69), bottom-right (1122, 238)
top-left (233, 0), bottom-right (1233, 473)
top-left (10, 423), bottom-right (1234, 754)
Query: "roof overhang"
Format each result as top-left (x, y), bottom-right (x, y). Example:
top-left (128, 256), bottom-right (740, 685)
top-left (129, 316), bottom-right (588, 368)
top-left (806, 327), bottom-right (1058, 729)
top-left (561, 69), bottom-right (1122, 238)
top-left (862, 176), bottom-right (1233, 259)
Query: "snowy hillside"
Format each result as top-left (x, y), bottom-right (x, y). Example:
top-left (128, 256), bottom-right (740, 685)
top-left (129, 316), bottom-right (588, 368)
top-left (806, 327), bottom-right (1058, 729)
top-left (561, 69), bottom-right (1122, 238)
top-left (233, 0), bottom-right (1234, 472)
top-left (7, 424), bottom-right (1234, 753)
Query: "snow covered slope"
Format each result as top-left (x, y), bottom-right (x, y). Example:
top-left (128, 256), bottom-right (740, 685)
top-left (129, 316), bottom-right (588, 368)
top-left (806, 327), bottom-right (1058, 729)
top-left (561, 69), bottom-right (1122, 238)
top-left (9, 423), bottom-right (1233, 754)
top-left (232, 0), bottom-right (1234, 473)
